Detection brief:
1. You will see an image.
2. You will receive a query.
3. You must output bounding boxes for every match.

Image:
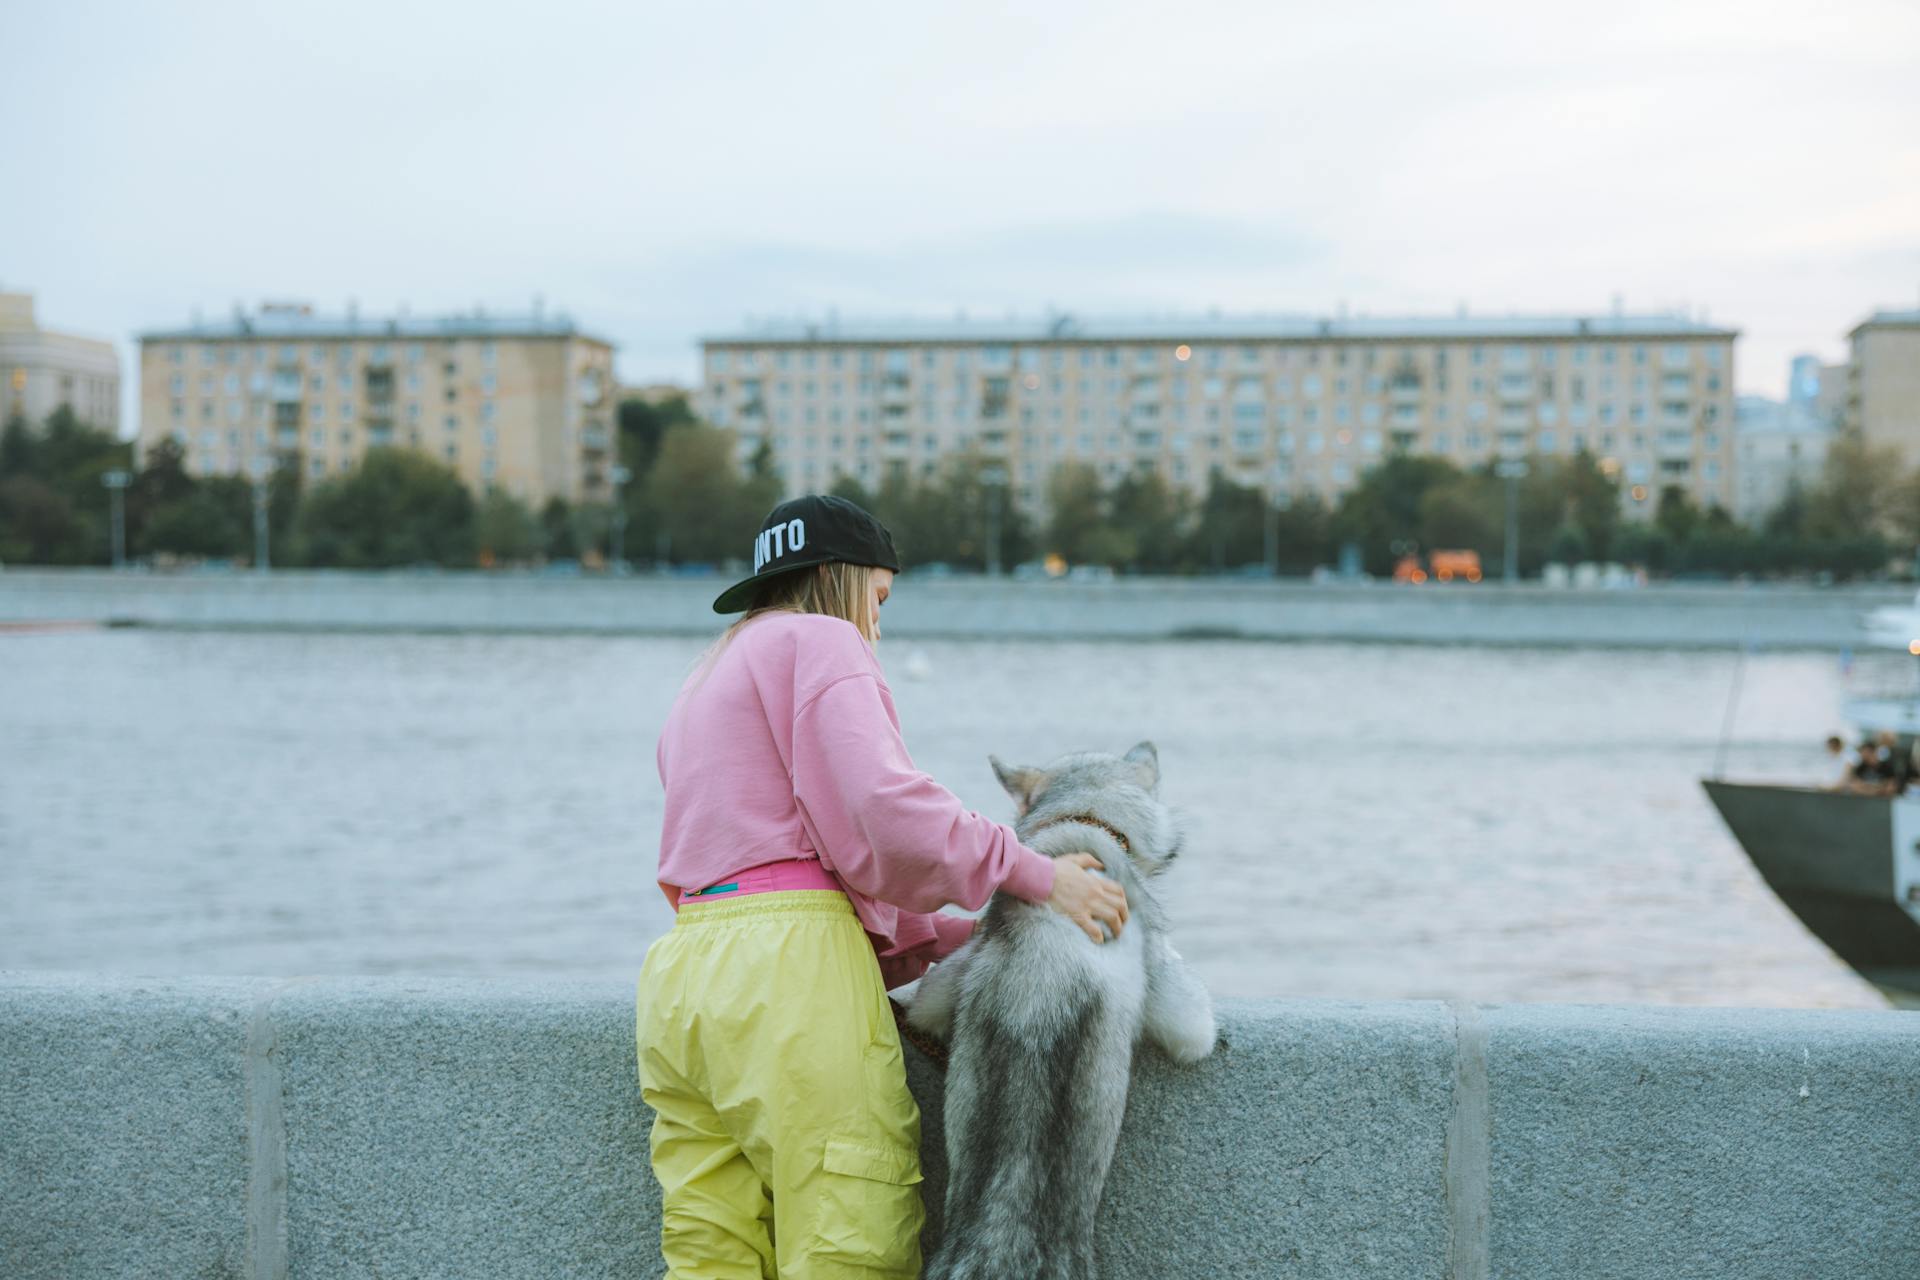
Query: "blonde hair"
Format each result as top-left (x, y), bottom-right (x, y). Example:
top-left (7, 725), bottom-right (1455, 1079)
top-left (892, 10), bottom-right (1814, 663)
top-left (689, 561), bottom-right (878, 682)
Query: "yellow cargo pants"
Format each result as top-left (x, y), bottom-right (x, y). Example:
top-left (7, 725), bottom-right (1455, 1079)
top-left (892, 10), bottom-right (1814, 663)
top-left (636, 889), bottom-right (926, 1279)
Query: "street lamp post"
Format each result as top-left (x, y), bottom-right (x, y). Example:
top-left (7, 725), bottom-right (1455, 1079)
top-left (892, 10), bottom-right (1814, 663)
top-left (250, 456), bottom-right (272, 573)
top-left (608, 464), bottom-right (633, 572)
top-left (100, 469), bottom-right (130, 569)
top-left (1264, 467), bottom-right (1290, 578)
top-left (1495, 459), bottom-right (1529, 583)
top-left (981, 464), bottom-right (1007, 576)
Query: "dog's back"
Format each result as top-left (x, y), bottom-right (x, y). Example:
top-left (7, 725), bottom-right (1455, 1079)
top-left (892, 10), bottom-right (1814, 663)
top-left (914, 743), bottom-right (1212, 1280)
top-left (926, 843), bottom-right (1150, 1280)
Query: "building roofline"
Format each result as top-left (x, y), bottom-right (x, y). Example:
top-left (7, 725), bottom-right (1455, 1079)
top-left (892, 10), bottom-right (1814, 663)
top-left (700, 310), bottom-right (1740, 347)
top-left (137, 308), bottom-right (612, 348)
top-left (1848, 309), bottom-right (1920, 339)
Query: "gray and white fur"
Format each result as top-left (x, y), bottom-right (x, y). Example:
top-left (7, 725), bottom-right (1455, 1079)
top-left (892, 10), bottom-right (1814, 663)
top-left (908, 740), bottom-right (1216, 1280)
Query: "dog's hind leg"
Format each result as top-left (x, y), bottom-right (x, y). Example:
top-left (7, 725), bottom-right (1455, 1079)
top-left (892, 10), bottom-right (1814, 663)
top-left (907, 937), bottom-right (976, 1039)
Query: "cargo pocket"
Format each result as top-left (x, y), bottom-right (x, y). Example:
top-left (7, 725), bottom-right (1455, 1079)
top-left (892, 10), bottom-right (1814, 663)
top-left (807, 1032), bottom-right (925, 1275)
top-left (811, 1138), bottom-right (925, 1275)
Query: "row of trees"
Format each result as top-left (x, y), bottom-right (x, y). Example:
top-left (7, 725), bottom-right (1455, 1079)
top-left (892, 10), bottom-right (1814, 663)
top-left (0, 399), bottom-right (782, 570)
top-left (0, 398), bottom-right (1911, 579)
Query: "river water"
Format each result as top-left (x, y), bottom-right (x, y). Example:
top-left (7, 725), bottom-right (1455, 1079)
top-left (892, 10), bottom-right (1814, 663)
top-left (0, 626), bottom-right (1884, 1008)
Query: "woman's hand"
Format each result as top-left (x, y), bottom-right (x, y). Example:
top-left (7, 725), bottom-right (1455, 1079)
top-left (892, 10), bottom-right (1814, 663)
top-left (1047, 853), bottom-right (1129, 944)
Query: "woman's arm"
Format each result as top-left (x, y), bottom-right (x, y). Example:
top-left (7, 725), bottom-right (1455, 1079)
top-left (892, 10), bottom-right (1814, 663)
top-left (791, 672), bottom-right (1055, 913)
top-left (875, 912), bottom-right (975, 990)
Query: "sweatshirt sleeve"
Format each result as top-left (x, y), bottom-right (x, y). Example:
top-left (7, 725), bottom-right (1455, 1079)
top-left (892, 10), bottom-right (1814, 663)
top-left (875, 913), bottom-right (979, 990)
top-left (791, 672), bottom-right (1056, 912)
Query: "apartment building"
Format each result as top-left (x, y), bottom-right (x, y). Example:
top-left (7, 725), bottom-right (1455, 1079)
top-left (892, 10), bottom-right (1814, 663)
top-left (699, 312), bottom-right (1738, 516)
top-left (137, 304), bottom-right (617, 507)
top-left (1847, 310), bottom-right (1920, 464)
top-left (0, 291), bottom-right (121, 432)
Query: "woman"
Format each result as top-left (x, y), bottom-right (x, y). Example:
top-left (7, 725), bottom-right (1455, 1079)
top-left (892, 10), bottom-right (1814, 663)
top-left (637, 493), bottom-right (1127, 1279)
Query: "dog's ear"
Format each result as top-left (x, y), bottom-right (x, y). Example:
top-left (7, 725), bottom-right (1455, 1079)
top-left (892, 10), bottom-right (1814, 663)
top-left (1123, 741), bottom-right (1160, 791)
top-left (990, 755), bottom-right (1046, 817)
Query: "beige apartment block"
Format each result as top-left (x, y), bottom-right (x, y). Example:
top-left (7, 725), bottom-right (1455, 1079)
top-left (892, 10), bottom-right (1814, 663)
top-left (136, 304), bottom-right (618, 507)
top-left (0, 291), bottom-right (121, 433)
top-left (1848, 311), bottom-right (1920, 464)
top-left (699, 312), bottom-right (1738, 519)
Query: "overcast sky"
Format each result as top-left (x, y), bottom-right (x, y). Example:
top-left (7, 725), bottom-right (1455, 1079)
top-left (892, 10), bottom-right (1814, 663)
top-left (5, 0), bottom-right (1917, 434)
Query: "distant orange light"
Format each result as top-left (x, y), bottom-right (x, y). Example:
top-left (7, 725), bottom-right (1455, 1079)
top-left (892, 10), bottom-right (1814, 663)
top-left (1909, 639), bottom-right (1920, 656)
top-left (1631, 485), bottom-right (1648, 501)
top-left (1174, 345), bottom-right (1192, 362)
top-left (1412, 570), bottom-right (1428, 583)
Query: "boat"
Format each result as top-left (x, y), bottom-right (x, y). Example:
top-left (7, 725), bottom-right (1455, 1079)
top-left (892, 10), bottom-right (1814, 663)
top-left (1701, 593), bottom-right (1920, 1005)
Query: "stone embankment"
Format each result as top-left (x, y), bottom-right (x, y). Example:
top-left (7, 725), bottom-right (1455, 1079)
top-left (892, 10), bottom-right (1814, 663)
top-left (2, 974), bottom-right (1914, 1278)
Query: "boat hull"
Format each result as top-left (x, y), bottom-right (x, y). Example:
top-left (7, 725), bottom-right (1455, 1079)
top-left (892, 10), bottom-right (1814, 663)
top-left (1702, 780), bottom-right (1920, 998)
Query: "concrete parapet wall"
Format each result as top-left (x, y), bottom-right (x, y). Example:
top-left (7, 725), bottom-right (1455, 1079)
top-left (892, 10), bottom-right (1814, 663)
top-left (1, 973), bottom-right (1914, 1278)
top-left (0, 568), bottom-right (1897, 647)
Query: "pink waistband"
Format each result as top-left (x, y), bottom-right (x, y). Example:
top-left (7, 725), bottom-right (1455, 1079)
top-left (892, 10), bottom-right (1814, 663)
top-left (679, 857), bottom-right (841, 905)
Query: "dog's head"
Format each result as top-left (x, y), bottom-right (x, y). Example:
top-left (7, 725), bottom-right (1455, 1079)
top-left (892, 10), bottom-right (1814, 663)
top-left (989, 740), bottom-right (1183, 877)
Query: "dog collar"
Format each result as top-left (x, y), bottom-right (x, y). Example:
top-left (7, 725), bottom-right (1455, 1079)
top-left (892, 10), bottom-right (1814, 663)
top-left (1026, 813), bottom-right (1131, 855)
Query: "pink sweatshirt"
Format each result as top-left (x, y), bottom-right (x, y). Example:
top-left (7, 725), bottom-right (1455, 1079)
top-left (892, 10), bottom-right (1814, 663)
top-left (654, 610), bottom-right (1057, 989)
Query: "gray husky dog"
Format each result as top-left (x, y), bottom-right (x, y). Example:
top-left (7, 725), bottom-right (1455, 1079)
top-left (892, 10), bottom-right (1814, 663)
top-left (907, 741), bottom-right (1216, 1280)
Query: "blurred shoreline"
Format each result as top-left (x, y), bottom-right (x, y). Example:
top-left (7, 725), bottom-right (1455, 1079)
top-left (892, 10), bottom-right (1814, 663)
top-left (0, 567), bottom-right (1903, 648)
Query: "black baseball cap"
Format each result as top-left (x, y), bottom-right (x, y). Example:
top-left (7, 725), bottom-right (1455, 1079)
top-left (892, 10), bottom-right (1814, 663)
top-left (711, 494), bottom-right (902, 614)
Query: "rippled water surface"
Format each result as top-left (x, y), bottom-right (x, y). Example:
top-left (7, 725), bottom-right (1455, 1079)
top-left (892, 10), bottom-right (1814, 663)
top-left (0, 627), bottom-right (1883, 1007)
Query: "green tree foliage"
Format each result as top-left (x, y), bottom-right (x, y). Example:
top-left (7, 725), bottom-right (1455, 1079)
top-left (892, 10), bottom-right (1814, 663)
top-left (1417, 472), bottom-right (1500, 554)
top-left (1268, 492), bottom-right (1336, 574)
top-left (612, 393), bottom-right (705, 561)
top-left (475, 488), bottom-right (544, 564)
top-left (1190, 471), bottom-right (1265, 570)
top-left (1111, 469), bottom-right (1192, 572)
top-left (0, 393), bottom-right (1912, 583)
top-left (1332, 454), bottom-right (1461, 574)
top-left (822, 459), bottom-right (1035, 571)
top-left (130, 438), bottom-right (265, 561)
top-left (294, 448), bottom-right (476, 567)
top-left (1045, 463), bottom-right (1132, 566)
top-left (1655, 485), bottom-right (1702, 546)
top-left (1558, 450), bottom-right (1622, 563)
top-left (0, 475), bottom-right (81, 563)
top-left (641, 423), bottom-right (778, 563)
top-left (617, 393), bottom-right (698, 482)
top-left (540, 497), bottom-right (579, 559)
top-left (0, 406), bottom-right (129, 563)
top-left (1546, 520), bottom-right (1590, 566)
top-left (1801, 432), bottom-right (1901, 542)
top-left (1322, 451), bottom-right (1623, 575)
top-left (0, 411), bottom-right (34, 476)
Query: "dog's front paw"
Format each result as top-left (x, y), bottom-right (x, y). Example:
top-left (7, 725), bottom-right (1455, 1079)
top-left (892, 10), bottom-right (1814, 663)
top-left (1156, 1007), bottom-right (1218, 1065)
